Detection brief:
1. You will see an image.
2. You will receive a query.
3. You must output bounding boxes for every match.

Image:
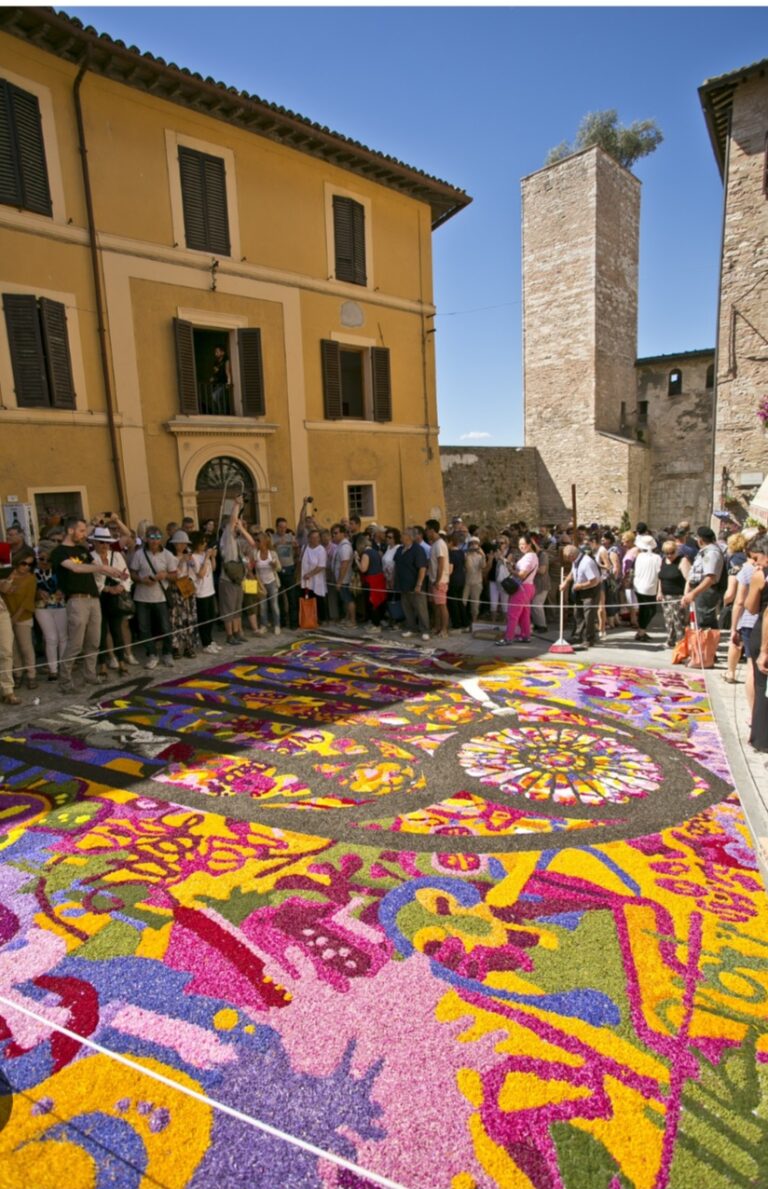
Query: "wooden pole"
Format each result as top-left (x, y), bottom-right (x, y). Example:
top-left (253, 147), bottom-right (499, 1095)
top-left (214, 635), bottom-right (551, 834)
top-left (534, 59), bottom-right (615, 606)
top-left (571, 484), bottom-right (577, 533)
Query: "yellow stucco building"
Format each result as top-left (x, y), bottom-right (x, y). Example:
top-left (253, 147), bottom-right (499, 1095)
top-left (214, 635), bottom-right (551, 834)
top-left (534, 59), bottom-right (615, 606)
top-left (0, 8), bottom-right (470, 536)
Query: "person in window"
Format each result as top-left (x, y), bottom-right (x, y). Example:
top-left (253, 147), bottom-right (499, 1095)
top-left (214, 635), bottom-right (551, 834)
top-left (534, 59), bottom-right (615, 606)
top-left (130, 526), bottom-right (178, 669)
top-left (34, 543), bottom-right (67, 681)
top-left (210, 345), bottom-right (232, 415)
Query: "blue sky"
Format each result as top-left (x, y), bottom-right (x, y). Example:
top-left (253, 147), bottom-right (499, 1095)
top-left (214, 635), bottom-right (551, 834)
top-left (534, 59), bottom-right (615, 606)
top-left (66, 6), bottom-right (768, 444)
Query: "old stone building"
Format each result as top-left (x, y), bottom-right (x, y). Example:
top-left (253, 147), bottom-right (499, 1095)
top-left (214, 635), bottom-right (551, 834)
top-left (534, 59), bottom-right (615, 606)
top-left (444, 146), bottom-right (720, 531)
top-left (445, 58), bottom-right (768, 533)
top-left (700, 59), bottom-right (768, 521)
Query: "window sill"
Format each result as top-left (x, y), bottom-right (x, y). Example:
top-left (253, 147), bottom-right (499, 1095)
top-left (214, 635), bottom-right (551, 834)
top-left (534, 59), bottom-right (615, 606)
top-left (166, 416), bottom-right (277, 436)
top-left (305, 419), bottom-right (433, 435)
top-left (0, 406), bottom-right (103, 424)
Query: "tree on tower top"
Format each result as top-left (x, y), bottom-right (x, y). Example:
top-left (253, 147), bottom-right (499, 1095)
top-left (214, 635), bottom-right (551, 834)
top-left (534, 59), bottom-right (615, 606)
top-left (545, 110), bottom-right (663, 172)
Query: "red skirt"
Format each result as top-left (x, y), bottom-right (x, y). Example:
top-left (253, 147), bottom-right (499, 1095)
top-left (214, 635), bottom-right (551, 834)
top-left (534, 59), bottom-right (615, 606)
top-left (363, 572), bottom-right (388, 608)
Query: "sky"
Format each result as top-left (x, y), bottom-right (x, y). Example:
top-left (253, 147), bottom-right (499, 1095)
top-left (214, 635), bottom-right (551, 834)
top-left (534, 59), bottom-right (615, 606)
top-left (65, 5), bottom-right (768, 445)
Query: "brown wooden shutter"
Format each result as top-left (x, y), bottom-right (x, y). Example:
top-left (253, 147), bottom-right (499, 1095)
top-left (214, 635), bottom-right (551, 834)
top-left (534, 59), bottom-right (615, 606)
top-left (321, 339), bottom-right (342, 419)
top-left (39, 298), bottom-right (75, 408)
top-left (202, 155), bottom-right (230, 255)
top-left (9, 84), bottom-right (51, 216)
top-left (2, 292), bottom-right (49, 407)
top-left (0, 81), bottom-right (20, 208)
top-left (333, 196), bottom-right (366, 286)
top-left (178, 146), bottom-right (229, 255)
top-left (173, 318), bottom-right (198, 414)
top-left (0, 80), bottom-right (52, 216)
top-left (238, 328), bottom-right (265, 416)
top-left (371, 347), bottom-right (392, 422)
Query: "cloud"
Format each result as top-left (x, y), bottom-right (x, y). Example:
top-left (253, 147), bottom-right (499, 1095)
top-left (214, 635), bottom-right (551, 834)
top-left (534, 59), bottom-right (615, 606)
top-left (459, 431), bottom-right (491, 441)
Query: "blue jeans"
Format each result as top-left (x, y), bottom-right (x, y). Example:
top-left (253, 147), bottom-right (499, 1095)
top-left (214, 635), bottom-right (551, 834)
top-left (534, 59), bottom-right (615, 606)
top-left (259, 581), bottom-right (281, 629)
top-left (135, 599), bottom-right (172, 658)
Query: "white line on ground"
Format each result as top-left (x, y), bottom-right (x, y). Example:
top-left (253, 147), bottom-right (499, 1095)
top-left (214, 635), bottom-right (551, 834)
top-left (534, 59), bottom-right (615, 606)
top-left (0, 993), bottom-right (415, 1189)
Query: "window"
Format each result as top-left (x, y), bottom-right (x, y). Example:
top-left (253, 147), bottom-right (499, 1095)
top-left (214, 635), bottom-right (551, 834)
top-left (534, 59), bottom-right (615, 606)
top-left (333, 195), bottom-right (367, 286)
top-left (173, 319), bottom-right (264, 417)
top-left (637, 400), bottom-right (649, 424)
top-left (705, 363), bottom-right (714, 389)
top-left (0, 78), bottom-right (52, 216)
top-left (346, 483), bottom-right (375, 520)
top-left (321, 339), bottom-right (391, 422)
top-left (2, 293), bottom-right (75, 408)
top-left (668, 369), bottom-right (682, 396)
top-left (178, 146), bottom-right (230, 255)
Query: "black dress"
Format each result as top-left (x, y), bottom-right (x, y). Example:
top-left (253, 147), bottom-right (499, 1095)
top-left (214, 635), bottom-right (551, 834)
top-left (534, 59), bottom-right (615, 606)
top-left (748, 582), bottom-right (768, 752)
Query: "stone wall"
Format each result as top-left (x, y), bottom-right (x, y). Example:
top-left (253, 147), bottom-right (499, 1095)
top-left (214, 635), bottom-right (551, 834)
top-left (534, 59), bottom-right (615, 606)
top-left (636, 351), bottom-right (715, 527)
top-left (522, 146), bottom-right (643, 524)
top-left (714, 73), bottom-right (768, 518)
top-left (440, 446), bottom-right (539, 527)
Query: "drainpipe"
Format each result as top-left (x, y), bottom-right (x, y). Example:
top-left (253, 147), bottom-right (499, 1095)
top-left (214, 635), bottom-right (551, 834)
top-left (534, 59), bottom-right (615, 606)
top-left (73, 59), bottom-right (128, 522)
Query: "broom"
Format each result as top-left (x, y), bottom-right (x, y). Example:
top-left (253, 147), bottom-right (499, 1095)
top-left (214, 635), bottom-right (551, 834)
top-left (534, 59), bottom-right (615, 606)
top-left (549, 566), bottom-right (574, 654)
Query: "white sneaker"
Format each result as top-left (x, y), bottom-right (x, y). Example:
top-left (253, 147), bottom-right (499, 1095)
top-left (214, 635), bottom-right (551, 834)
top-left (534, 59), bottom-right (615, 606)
top-left (401, 631), bottom-right (413, 638)
top-left (257, 627), bottom-right (267, 636)
top-left (145, 655), bottom-right (159, 670)
top-left (125, 652), bottom-right (140, 666)
top-left (107, 657), bottom-right (119, 670)
top-left (203, 643), bottom-right (219, 654)
top-left (274, 626), bottom-right (282, 636)
top-left (421, 633), bottom-right (430, 641)
top-left (212, 642), bottom-right (223, 652)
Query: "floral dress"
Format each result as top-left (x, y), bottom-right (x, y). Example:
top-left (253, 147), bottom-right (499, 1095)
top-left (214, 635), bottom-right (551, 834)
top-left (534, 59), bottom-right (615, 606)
top-left (167, 557), bottom-right (200, 657)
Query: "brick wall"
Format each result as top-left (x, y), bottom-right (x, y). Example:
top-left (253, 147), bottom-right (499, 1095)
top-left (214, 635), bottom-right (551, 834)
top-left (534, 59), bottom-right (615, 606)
top-left (636, 352), bottom-right (715, 527)
top-left (440, 446), bottom-right (540, 527)
top-left (714, 74), bottom-right (768, 518)
top-left (522, 146), bottom-right (643, 523)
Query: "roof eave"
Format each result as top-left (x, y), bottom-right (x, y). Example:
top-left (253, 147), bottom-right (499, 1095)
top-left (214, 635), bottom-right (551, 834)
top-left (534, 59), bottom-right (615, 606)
top-left (0, 5), bottom-right (471, 229)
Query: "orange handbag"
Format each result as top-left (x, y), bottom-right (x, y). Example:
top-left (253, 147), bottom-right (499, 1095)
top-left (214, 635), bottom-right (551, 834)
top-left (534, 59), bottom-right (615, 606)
top-left (298, 593), bottom-right (318, 630)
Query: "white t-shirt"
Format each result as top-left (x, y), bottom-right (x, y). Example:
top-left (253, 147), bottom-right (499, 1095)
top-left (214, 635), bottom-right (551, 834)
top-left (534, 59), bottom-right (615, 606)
top-left (633, 550), bottom-right (662, 596)
top-left (188, 550), bottom-right (215, 599)
top-left (428, 537), bottom-right (449, 586)
top-left (332, 539), bottom-right (354, 585)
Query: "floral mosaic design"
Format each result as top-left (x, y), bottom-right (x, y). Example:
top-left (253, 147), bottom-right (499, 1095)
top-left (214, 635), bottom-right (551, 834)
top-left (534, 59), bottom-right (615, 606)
top-left (457, 723), bottom-right (662, 805)
top-left (0, 642), bottom-right (766, 1189)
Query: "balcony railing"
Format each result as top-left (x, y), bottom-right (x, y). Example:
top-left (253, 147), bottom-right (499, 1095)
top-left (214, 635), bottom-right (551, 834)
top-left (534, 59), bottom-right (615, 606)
top-left (197, 382), bottom-right (235, 416)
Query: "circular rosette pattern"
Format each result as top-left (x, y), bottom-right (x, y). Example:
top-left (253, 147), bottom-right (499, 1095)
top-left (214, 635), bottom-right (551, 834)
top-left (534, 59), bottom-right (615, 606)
top-left (457, 724), bottom-right (661, 806)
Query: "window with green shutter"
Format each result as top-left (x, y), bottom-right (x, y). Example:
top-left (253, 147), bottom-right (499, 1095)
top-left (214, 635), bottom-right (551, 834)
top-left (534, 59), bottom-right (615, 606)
top-left (178, 146), bottom-right (230, 255)
top-left (2, 293), bottom-right (75, 409)
top-left (0, 79), bottom-right (52, 217)
top-left (333, 195), bottom-right (367, 286)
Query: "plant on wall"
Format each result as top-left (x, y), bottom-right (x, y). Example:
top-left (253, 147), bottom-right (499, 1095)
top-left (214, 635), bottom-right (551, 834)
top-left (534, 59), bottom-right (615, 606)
top-left (757, 395), bottom-right (768, 426)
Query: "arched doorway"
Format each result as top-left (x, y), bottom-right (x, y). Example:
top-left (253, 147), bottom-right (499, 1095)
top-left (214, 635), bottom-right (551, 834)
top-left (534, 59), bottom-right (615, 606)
top-left (195, 457), bottom-right (259, 531)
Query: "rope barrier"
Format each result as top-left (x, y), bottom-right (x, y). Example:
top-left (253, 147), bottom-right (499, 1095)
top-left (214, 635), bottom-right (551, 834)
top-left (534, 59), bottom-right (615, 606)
top-left (3, 548), bottom-right (703, 684)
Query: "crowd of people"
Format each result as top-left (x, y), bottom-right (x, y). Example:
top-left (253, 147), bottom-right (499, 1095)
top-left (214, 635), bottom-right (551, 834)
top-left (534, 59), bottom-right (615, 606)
top-left (0, 501), bottom-right (766, 755)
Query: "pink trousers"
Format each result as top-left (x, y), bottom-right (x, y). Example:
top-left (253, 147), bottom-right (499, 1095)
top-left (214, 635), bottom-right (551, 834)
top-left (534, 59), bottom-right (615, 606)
top-left (504, 582), bottom-right (533, 641)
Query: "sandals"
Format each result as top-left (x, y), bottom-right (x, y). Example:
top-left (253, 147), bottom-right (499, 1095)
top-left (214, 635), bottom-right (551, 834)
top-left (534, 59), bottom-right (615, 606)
top-left (723, 674), bottom-right (738, 684)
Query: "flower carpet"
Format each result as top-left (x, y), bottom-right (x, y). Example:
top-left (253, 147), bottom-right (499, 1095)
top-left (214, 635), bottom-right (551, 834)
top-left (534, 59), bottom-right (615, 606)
top-left (0, 638), bottom-right (766, 1189)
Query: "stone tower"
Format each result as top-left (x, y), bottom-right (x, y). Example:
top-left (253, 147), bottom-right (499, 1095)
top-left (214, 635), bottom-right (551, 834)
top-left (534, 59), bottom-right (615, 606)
top-left (522, 145), bottom-right (649, 525)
